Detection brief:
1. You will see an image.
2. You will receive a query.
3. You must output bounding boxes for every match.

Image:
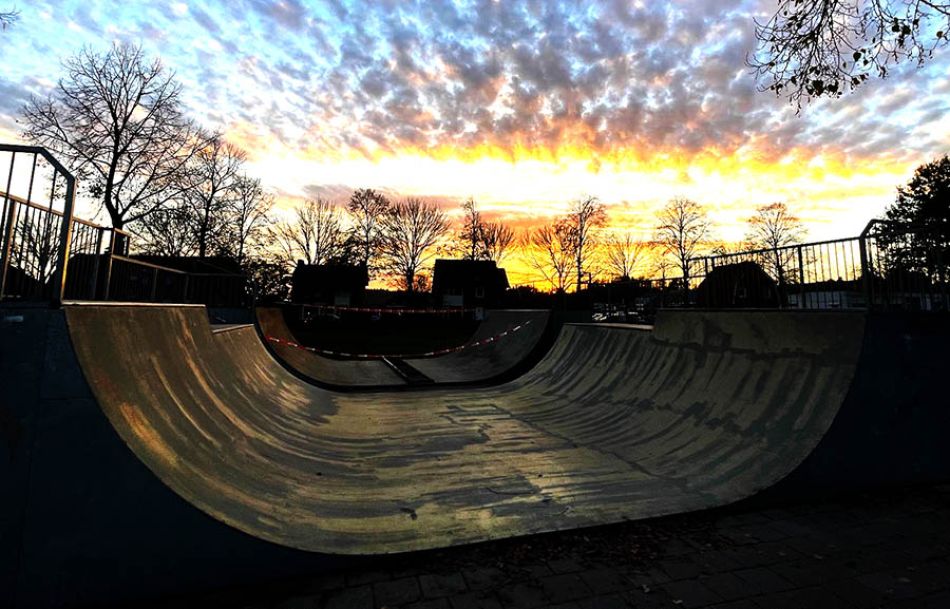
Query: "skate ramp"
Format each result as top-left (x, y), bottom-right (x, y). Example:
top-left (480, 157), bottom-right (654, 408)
top-left (405, 309), bottom-right (550, 383)
top-left (65, 304), bottom-right (864, 555)
top-left (256, 307), bottom-right (551, 386)
top-left (255, 307), bottom-right (405, 386)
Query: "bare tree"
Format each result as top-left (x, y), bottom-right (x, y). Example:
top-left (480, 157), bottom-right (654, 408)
top-left (746, 202), bottom-right (807, 285)
top-left (751, 1), bottom-right (950, 107)
top-left (346, 188), bottom-right (390, 269)
top-left (454, 197), bottom-right (516, 264)
top-left (604, 233), bottom-right (650, 280)
top-left (184, 135), bottom-right (246, 258)
top-left (378, 198), bottom-right (448, 293)
top-left (563, 196), bottom-right (607, 292)
top-left (481, 221), bottom-right (515, 263)
top-left (273, 198), bottom-right (348, 266)
top-left (133, 205), bottom-right (197, 256)
top-left (521, 223), bottom-right (575, 293)
top-left (228, 175), bottom-right (274, 265)
top-left (457, 197), bottom-right (483, 260)
top-left (655, 197), bottom-right (712, 285)
top-left (1, 8), bottom-right (18, 29)
top-left (21, 43), bottom-right (205, 232)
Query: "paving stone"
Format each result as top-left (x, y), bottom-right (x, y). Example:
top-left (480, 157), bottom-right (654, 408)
top-left (346, 569), bottom-right (391, 586)
top-left (709, 601), bottom-right (759, 609)
top-left (695, 550), bottom-right (744, 574)
top-left (420, 573), bottom-right (468, 598)
top-left (855, 571), bottom-right (922, 600)
top-left (374, 577), bottom-right (422, 606)
top-left (540, 573), bottom-right (591, 604)
top-left (324, 585), bottom-right (374, 609)
top-left (661, 579), bottom-right (722, 608)
top-left (407, 598), bottom-right (452, 609)
top-left (700, 572), bottom-right (750, 602)
top-left (578, 568), bottom-right (628, 593)
top-left (626, 567), bottom-right (671, 588)
top-left (913, 590), bottom-right (950, 609)
top-left (462, 567), bottom-right (507, 591)
top-left (823, 579), bottom-right (889, 608)
top-left (576, 594), bottom-right (630, 609)
top-left (732, 567), bottom-right (794, 595)
top-left (274, 594), bottom-right (320, 609)
top-left (549, 558), bottom-right (585, 574)
top-left (752, 586), bottom-right (837, 609)
top-left (496, 582), bottom-right (547, 608)
top-left (518, 563), bottom-right (553, 578)
top-left (658, 557), bottom-right (703, 581)
top-left (449, 591), bottom-right (503, 609)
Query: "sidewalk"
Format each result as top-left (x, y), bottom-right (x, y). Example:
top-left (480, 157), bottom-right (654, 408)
top-left (146, 485), bottom-right (950, 609)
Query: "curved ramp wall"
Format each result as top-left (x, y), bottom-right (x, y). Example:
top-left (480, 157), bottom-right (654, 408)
top-left (257, 307), bottom-right (551, 387)
top-left (255, 307), bottom-right (405, 387)
top-left (66, 305), bottom-right (864, 555)
top-left (404, 309), bottom-right (550, 383)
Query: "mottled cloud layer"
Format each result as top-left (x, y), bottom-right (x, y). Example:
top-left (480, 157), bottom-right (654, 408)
top-left (1, 0), bottom-right (948, 240)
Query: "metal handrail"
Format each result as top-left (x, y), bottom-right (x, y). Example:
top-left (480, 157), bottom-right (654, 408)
top-left (0, 143), bottom-right (77, 304)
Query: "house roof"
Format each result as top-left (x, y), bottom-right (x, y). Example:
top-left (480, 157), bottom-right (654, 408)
top-left (432, 259), bottom-right (509, 290)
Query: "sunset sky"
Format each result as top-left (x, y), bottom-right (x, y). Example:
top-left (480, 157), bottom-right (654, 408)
top-left (1, 1), bottom-right (948, 284)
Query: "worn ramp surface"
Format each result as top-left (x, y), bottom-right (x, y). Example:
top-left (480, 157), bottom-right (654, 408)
top-left (65, 305), bottom-right (864, 555)
top-left (256, 307), bottom-right (405, 387)
top-left (405, 309), bottom-right (550, 383)
top-left (257, 307), bottom-right (550, 386)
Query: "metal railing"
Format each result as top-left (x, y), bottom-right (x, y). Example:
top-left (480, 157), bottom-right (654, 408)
top-left (0, 144), bottom-right (246, 306)
top-left (1, 145), bottom-right (76, 303)
top-left (594, 219), bottom-right (949, 321)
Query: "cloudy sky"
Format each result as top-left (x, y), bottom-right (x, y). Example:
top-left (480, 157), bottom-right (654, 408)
top-left (1, 1), bottom-right (948, 264)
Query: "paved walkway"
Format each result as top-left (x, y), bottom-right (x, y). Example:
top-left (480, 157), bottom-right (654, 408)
top-left (144, 485), bottom-right (950, 609)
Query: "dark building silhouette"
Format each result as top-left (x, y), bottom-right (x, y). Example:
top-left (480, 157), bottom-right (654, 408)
top-left (432, 259), bottom-right (509, 308)
top-left (290, 262), bottom-right (369, 306)
top-left (695, 261), bottom-right (779, 308)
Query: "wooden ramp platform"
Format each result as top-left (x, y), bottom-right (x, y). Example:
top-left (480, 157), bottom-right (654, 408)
top-left (65, 304), bottom-right (864, 555)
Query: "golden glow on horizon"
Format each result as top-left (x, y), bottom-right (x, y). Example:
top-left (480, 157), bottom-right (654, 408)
top-left (236, 134), bottom-right (918, 290)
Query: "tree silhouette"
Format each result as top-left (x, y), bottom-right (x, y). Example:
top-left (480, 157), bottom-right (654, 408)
top-left (378, 198), bottom-right (447, 294)
top-left (751, 1), bottom-right (950, 107)
top-left (521, 223), bottom-right (575, 293)
top-left (454, 197), bottom-right (515, 263)
top-left (457, 197), bottom-right (483, 260)
top-left (880, 154), bottom-right (950, 281)
top-left (745, 202), bottom-right (807, 285)
top-left (604, 233), bottom-right (650, 281)
top-left (228, 175), bottom-right (274, 265)
top-left (1, 8), bottom-right (18, 29)
top-left (346, 188), bottom-right (390, 270)
top-left (273, 199), bottom-right (349, 266)
top-left (184, 135), bottom-right (246, 258)
top-left (655, 197), bottom-right (711, 285)
top-left (563, 196), bottom-right (607, 292)
top-left (22, 43), bottom-right (205, 231)
top-left (480, 221), bottom-right (515, 263)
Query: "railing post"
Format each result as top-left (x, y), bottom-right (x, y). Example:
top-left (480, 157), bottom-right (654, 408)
top-left (859, 221), bottom-right (873, 310)
top-left (797, 246), bottom-right (805, 309)
top-left (50, 169), bottom-right (76, 306)
top-left (150, 267), bottom-right (159, 301)
top-left (103, 229), bottom-right (117, 300)
top-left (0, 151), bottom-right (18, 299)
top-left (89, 228), bottom-right (104, 300)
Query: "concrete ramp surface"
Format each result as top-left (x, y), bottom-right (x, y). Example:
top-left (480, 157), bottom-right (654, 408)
top-left (65, 304), bottom-right (864, 555)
